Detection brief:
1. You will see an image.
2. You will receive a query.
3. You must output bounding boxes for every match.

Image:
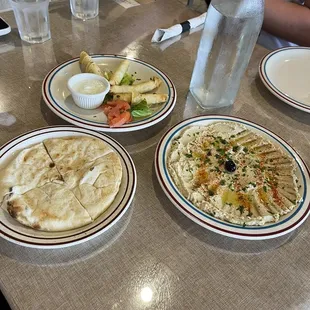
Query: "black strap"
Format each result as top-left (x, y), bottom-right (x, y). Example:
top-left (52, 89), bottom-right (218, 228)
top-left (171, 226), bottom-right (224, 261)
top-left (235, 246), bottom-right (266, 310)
top-left (180, 20), bottom-right (191, 33)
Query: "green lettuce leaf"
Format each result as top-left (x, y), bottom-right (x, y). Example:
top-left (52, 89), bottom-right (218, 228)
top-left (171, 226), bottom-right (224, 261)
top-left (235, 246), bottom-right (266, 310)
top-left (131, 99), bottom-right (152, 118)
top-left (120, 73), bottom-right (135, 85)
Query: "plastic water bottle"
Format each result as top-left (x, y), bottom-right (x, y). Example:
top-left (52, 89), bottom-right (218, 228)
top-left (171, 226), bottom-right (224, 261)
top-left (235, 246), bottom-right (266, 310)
top-left (190, 0), bottom-right (264, 109)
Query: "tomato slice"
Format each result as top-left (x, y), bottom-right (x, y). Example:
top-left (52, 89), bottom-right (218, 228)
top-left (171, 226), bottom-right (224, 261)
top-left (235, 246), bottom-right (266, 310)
top-left (103, 104), bottom-right (113, 115)
top-left (109, 111), bottom-right (132, 127)
top-left (106, 100), bottom-right (130, 110)
top-left (102, 100), bottom-right (132, 127)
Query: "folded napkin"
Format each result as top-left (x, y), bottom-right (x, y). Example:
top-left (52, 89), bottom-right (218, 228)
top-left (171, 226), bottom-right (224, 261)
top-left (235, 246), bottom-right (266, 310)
top-left (157, 24), bottom-right (204, 51)
top-left (151, 13), bottom-right (206, 43)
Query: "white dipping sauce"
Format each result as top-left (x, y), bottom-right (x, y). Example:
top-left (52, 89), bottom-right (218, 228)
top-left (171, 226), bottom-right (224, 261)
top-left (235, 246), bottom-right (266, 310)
top-left (73, 79), bottom-right (106, 95)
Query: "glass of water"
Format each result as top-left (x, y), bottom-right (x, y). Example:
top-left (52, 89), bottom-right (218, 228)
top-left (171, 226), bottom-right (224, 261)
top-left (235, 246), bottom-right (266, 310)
top-left (9, 0), bottom-right (51, 44)
top-left (70, 0), bottom-right (99, 20)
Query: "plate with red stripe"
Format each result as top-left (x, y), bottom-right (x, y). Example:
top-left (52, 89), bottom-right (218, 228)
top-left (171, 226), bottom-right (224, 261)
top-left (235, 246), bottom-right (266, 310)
top-left (259, 47), bottom-right (310, 113)
top-left (0, 126), bottom-right (136, 248)
top-left (42, 54), bottom-right (177, 132)
top-left (155, 115), bottom-right (310, 240)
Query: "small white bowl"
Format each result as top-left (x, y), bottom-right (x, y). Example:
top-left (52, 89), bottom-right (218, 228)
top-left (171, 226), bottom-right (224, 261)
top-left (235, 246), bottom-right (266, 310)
top-left (67, 73), bottom-right (110, 109)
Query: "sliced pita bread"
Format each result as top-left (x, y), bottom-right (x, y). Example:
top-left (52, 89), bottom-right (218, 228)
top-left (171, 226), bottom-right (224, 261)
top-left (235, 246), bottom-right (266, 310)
top-left (43, 137), bottom-right (112, 173)
top-left (6, 182), bottom-right (92, 231)
top-left (0, 143), bottom-right (62, 202)
top-left (71, 152), bottom-right (122, 219)
top-left (44, 137), bottom-right (122, 220)
top-left (2, 137), bottom-right (123, 231)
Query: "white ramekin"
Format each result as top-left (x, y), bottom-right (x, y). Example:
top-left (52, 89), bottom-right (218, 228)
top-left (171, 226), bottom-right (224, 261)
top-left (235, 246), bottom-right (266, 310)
top-left (67, 73), bottom-right (110, 109)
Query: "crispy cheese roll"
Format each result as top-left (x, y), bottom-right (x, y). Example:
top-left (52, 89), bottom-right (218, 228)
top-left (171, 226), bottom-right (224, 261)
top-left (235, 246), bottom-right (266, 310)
top-left (133, 77), bottom-right (162, 93)
top-left (110, 85), bottom-right (134, 94)
top-left (132, 91), bottom-right (168, 104)
top-left (109, 60), bottom-right (130, 86)
top-left (110, 77), bottom-right (162, 94)
top-left (113, 93), bottom-right (132, 102)
top-left (80, 51), bottom-right (93, 71)
top-left (79, 51), bottom-right (91, 64)
top-left (85, 62), bottom-right (103, 76)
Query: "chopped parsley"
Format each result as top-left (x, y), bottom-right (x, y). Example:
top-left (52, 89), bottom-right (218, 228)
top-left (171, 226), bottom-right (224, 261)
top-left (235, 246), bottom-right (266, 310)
top-left (237, 205), bottom-right (245, 214)
top-left (217, 148), bottom-right (225, 156)
top-left (233, 145), bottom-right (240, 152)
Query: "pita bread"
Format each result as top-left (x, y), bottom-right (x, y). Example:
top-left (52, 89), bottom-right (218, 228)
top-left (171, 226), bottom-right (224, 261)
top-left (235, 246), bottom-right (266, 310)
top-left (44, 138), bottom-right (122, 220)
top-left (43, 136), bottom-right (112, 172)
top-left (71, 152), bottom-right (122, 219)
top-left (6, 183), bottom-right (92, 231)
top-left (0, 143), bottom-right (62, 202)
top-left (1, 136), bottom-right (123, 231)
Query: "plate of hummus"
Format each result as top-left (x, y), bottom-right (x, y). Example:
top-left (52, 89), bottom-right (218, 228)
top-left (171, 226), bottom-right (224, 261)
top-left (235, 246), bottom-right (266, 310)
top-left (155, 115), bottom-right (310, 240)
top-left (0, 126), bottom-right (136, 248)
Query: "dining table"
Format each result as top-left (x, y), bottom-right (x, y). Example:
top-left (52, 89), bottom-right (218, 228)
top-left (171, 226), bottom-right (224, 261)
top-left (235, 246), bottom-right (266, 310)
top-left (1, 0), bottom-right (310, 309)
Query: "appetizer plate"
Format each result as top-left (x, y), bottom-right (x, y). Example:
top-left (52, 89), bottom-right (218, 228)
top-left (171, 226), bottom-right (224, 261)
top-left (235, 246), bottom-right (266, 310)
top-left (0, 126), bottom-right (137, 249)
top-left (259, 47), bottom-right (310, 113)
top-left (155, 115), bottom-right (310, 240)
top-left (42, 55), bottom-right (177, 132)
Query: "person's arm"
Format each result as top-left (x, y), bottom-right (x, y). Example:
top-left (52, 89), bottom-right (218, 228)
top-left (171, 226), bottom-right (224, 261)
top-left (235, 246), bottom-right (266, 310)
top-left (263, 0), bottom-right (310, 46)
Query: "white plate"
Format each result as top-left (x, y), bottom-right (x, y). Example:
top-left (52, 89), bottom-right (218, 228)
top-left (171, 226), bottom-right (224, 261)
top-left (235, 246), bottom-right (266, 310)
top-left (155, 115), bottom-right (310, 240)
top-left (0, 126), bottom-right (137, 249)
top-left (259, 47), bottom-right (310, 113)
top-left (42, 55), bottom-right (177, 132)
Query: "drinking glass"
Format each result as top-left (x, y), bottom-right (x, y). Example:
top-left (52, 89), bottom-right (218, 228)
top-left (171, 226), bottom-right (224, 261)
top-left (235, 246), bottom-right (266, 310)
top-left (9, 0), bottom-right (51, 44)
top-left (70, 0), bottom-right (99, 20)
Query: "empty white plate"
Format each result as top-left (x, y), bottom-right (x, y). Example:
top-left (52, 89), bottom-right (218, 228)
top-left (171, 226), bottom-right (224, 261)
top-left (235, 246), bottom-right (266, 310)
top-left (259, 47), bottom-right (310, 113)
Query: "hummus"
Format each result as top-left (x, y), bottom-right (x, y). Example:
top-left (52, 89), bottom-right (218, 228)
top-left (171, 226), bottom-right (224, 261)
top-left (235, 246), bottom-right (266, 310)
top-left (167, 122), bottom-right (301, 226)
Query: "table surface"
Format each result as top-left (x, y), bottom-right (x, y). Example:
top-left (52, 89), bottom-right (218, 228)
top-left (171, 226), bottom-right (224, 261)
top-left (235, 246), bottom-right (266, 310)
top-left (1, 1), bottom-right (310, 309)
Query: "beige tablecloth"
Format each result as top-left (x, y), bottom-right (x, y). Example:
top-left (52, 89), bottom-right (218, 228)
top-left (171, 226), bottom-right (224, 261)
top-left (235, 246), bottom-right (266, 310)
top-left (0, 0), bottom-right (310, 309)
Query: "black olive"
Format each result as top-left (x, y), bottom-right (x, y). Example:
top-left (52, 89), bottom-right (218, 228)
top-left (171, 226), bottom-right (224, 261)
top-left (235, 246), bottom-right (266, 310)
top-left (225, 160), bottom-right (236, 172)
